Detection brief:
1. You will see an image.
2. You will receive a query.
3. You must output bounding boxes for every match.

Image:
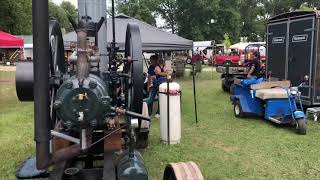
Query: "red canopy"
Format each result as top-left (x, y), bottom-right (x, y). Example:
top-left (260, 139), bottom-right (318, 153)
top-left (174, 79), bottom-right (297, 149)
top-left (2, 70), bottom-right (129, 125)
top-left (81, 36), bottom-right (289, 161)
top-left (0, 31), bottom-right (24, 48)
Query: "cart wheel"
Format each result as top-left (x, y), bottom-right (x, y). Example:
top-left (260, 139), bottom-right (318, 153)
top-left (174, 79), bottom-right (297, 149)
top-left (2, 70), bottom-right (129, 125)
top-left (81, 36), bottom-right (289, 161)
top-left (296, 118), bottom-right (307, 135)
top-left (163, 162), bottom-right (204, 180)
top-left (234, 101), bottom-right (244, 118)
top-left (186, 58), bottom-right (192, 64)
top-left (221, 79), bottom-right (230, 92)
top-left (230, 84), bottom-right (235, 95)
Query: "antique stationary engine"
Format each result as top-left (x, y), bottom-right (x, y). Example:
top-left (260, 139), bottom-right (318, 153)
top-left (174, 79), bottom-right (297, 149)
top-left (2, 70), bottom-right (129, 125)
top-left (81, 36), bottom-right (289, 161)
top-left (15, 0), bottom-right (203, 179)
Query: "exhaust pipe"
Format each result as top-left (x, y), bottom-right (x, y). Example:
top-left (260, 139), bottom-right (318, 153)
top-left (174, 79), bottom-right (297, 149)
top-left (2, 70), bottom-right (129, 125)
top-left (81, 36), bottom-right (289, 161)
top-left (76, 31), bottom-right (89, 80)
top-left (32, 0), bottom-right (51, 170)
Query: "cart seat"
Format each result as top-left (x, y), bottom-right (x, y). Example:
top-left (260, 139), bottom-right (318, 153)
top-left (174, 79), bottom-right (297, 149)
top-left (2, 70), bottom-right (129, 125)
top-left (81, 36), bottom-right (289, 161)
top-left (250, 81), bottom-right (290, 90)
top-left (255, 88), bottom-right (288, 100)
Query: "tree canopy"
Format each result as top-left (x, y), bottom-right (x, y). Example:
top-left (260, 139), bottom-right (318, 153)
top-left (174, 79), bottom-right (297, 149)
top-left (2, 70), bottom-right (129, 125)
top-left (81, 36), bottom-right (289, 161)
top-left (0, 0), bottom-right (318, 44)
top-left (118, 0), bottom-right (319, 43)
top-left (0, 0), bottom-right (77, 35)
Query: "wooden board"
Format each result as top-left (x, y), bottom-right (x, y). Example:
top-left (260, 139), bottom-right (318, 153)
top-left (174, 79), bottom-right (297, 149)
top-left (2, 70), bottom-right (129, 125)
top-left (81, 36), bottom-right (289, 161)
top-left (250, 80), bottom-right (291, 90)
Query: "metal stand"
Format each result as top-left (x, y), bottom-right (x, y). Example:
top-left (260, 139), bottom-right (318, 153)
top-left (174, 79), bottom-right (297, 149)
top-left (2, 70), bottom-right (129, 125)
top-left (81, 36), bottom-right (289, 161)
top-left (192, 64), bottom-right (198, 124)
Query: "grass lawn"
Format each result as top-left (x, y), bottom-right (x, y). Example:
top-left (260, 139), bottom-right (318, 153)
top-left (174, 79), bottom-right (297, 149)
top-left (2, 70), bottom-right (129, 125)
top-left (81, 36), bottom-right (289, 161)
top-left (1, 69), bottom-right (320, 179)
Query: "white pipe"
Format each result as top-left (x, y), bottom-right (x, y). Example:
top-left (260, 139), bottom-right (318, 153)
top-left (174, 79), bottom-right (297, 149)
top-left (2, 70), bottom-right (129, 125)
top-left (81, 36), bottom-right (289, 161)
top-left (51, 130), bottom-right (80, 144)
top-left (81, 129), bottom-right (87, 150)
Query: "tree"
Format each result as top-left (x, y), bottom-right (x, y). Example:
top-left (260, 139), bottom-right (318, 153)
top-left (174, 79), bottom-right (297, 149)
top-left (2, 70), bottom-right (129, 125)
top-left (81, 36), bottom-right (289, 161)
top-left (223, 33), bottom-right (231, 49)
top-left (117, 0), bottom-right (157, 26)
top-left (176, 0), bottom-right (219, 41)
top-left (60, 1), bottom-right (78, 32)
top-left (239, 0), bottom-right (264, 41)
top-left (154, 0), bottom-right (178, 34)
top-left (0, 0), bottom-right (32, 34)
top-left (49, 1), bottom-right (70, 32)
top-left (176, 0), bottom-right (240, 43)
top-left (0, 0), bottom-right (71, 35)
top-left (61, 1), bottom-right (78, 19)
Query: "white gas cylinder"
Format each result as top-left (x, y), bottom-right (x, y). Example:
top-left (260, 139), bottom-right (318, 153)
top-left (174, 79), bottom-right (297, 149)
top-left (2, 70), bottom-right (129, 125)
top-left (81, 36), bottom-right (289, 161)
top-left (159, 82), bottom-right (181, 144)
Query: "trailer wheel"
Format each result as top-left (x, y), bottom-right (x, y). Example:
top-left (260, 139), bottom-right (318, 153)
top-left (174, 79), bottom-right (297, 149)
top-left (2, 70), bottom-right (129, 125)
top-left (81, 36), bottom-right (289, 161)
top-left (234, 101), bottom-right (244, 118)
top-left (163, 162), bottom-right (204, 180)
top-left (296, 118), bottom-right (307, 135)
top-left (221, 79), bottom-right (230, 92)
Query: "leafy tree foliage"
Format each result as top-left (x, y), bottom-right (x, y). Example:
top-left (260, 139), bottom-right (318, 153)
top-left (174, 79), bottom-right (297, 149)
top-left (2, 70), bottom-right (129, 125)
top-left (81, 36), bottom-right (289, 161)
top-left (0, 0), bottom-right (32, 34)
top-left (117, 0), bottom-right (157, 26)
top-left (154, 0), bottom-right (178, 33)
top-left (223, 33), bottom-right (231, 49)
top-left (49, 1), bottom-right (70, 32)
top-left (0, 0), bottom-right (319, 42)
top-left (0, 0), bottom-right (74, 35)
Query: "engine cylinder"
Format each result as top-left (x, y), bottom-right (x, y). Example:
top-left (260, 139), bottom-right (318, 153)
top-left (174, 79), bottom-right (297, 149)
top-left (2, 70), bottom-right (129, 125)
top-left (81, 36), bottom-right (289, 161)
top-left (54, 74), bottom-right (111, 130)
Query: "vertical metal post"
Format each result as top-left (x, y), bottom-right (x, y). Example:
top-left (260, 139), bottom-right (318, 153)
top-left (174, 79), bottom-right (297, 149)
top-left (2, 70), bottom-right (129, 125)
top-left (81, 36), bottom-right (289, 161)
top-left (111, 0), bottom-right (116, 45)
top-left (192, 64), bottom-right (198, 124)
top-left (32, 0), bottom-right (51, 169)
top-left (167, 79), bottom-right (170, 145)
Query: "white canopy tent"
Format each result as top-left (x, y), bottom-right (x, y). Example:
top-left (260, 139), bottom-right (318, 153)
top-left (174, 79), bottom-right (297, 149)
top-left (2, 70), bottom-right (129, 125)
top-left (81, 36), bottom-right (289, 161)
top-left (230, 42), bottom-right (265, 50)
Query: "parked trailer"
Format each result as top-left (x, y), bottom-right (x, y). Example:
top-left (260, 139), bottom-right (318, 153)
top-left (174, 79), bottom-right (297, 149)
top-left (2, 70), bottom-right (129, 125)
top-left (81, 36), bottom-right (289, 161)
top-left (266, 11), bottom-right (320, 106)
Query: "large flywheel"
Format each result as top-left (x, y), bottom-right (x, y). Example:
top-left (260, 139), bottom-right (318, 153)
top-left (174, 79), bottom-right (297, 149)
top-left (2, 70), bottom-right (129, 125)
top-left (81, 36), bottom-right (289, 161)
top-left (123, 23), bottom-right (149, 149)
top-left (48, 20), bottom-right (66, 127)
top-left (124, 23), bottom-right (144, 114)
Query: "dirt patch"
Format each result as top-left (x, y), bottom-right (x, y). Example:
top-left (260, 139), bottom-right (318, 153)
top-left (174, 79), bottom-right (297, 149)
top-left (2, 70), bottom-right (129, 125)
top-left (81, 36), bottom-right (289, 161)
top-left (213, 142), bottom-right (240, 153)
top-left (0, 65), bottom-right (16, 72)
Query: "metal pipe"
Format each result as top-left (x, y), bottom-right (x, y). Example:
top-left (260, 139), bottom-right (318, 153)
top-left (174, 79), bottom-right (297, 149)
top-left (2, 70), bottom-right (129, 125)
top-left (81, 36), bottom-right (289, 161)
top-left (76, 31), bottom-right (89, 80)
top-left (81, 129), bottom-right (87, 149)
top-left (167, 79), bottom-right (170, 145)
top-left (32, 0), bottom-right (51, 170)
top-left (51, 130), bottom-right (80, 144)
top-left (111, 0), bottom-right (116, 45)
top-left (192, 64), bottom-right (198, 124)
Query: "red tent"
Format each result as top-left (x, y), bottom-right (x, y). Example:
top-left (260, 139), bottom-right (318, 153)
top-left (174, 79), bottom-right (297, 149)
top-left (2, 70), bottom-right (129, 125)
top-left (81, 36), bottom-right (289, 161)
top-left (0, 31), bottom-right (24, 48)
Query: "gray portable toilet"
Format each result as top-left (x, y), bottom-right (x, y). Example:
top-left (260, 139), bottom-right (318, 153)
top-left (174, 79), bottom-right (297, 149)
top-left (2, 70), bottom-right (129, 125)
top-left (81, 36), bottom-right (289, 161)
top-left (266, 11), bottom-right (320, 106)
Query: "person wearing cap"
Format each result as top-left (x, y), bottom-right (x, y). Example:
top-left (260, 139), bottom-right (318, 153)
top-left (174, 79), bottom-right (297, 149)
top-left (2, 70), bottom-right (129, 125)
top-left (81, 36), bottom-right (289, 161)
top-left (247, 51), bottom-right (261, 78)
top-left (147, 58), bottom-right (171, 116)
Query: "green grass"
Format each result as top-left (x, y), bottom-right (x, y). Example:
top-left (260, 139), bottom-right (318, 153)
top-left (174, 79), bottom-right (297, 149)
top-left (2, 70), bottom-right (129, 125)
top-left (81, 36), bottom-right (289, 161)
top-left (1, 70), bottom-right (320, 179)
top-left (0, 71), bottom-right (34, 179)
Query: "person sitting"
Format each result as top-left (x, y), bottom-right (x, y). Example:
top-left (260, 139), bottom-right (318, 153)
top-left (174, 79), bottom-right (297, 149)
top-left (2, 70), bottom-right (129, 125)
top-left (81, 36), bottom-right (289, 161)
top-left (147, 55), bottom-right (158, 94)
top-left (247, 51), bottom-right (261, 78)
top-left (147, 58), bottom-right (171, 116)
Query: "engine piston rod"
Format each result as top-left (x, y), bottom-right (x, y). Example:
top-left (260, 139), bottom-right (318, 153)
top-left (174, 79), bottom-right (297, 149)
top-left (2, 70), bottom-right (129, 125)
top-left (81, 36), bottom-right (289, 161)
top-left (111, 107), bottom-right (151, 121)
top-left (51, 130), bottom-right (80, 144)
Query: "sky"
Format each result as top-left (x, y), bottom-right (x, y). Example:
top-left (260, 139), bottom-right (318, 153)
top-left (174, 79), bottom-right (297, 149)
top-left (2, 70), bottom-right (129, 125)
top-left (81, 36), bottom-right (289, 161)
top-left (52, 0), bottom-right (78, 7)
top-left (52, 0), bottom-right (112, 8)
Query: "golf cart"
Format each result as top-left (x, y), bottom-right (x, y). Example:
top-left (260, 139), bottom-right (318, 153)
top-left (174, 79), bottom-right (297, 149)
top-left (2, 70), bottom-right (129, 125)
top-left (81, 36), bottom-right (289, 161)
top-left (217, 43), bottom-right (266, 92)
top-left (230, 78), bottom-right (307, 135)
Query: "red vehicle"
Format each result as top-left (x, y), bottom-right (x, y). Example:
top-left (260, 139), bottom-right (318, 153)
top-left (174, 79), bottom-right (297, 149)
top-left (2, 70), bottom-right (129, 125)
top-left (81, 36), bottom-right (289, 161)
top-left (187, 49), bottom-right (210, 64)
top-left (212, 42), bottom-right (266, 66)
top-left (214, 53), bottom-right (241, 65)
